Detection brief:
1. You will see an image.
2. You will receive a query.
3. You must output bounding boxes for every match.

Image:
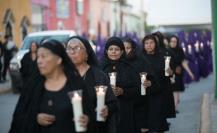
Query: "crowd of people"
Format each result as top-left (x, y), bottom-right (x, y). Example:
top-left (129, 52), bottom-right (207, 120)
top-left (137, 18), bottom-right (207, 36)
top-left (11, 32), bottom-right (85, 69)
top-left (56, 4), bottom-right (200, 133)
top-left (8, 30), bottom-right (211, 133)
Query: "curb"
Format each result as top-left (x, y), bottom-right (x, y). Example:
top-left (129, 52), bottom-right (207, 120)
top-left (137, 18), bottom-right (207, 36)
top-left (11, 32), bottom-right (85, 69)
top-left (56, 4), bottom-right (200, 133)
top-left (199, 93), bottom-right (210, 133)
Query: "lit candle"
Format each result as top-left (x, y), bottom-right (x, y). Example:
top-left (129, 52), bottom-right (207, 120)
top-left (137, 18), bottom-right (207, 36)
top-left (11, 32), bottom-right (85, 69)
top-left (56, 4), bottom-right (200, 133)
top-left (96, 85), bottom-right (107, 122)
top-left (140, 72), bottom-right (147, 95)
top-left (183, 47), bottom-right (186, 53)
top-left (207, 41), bottom-right (210, 46)
top-left (195, 41), bottom-right (199, 52)
top-left (165, 56), bottom-right (171, 76)
top-left (109, 72), bottom-right (116, 87)
top-left (200, 42), bottom-right (204, 50)
top-left (188, 45), bottom-right (192, 54)
top-left (71, 92), bottom-right (86, 132)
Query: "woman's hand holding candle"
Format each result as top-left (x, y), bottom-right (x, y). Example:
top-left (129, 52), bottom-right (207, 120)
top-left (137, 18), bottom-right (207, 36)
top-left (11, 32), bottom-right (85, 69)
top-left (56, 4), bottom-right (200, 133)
top-left (143, 80), bottom-right (151, 88)
top-left (78, 114), bottom-right (89, 128)
top-left (37, 113), bottom-right (56, 126)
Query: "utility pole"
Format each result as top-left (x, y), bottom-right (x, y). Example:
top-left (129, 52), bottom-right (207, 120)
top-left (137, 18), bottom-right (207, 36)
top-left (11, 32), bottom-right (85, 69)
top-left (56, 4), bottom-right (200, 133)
top-left (211, 0), bottom-right (217, 99)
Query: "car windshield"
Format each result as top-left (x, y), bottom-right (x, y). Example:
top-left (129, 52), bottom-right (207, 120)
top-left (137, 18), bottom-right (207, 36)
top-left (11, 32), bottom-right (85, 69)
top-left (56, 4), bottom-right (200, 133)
top-left (21, 35), bottom-right (69, 50)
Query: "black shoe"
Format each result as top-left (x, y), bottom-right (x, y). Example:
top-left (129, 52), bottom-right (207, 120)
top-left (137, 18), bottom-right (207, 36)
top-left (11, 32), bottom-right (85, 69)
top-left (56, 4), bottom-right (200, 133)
top-left (167, 122), bottom-right (171, 127)
top-left (176, 110), bottom-right (179, 114)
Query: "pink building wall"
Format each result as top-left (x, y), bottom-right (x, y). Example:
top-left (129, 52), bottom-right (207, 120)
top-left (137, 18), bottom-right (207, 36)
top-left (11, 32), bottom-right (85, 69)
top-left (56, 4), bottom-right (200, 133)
top-left (31, 0), bottom-right (89, 34)
top-left (48, 0), bottom-right (89, 34)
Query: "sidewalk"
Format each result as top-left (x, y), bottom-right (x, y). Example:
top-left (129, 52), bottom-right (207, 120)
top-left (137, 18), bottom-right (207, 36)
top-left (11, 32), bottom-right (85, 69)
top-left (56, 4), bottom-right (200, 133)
top-left (167, 74), bottom-right (214, 133)
top-left (0, 75), bottom-right (12, 94)
top-left (209, 94), bottom-right (217, 133)
top-left (200, 92), bottom-right (217, 133)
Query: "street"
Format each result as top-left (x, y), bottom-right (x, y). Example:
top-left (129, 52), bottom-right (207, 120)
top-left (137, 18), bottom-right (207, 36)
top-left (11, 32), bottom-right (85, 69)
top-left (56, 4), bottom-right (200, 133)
top-left (0, 74), bottom-right (214, 133)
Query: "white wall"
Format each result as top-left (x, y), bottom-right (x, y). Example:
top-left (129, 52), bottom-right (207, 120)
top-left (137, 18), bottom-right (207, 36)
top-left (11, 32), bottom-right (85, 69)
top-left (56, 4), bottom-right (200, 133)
top-left (144, 0), bottom-right (212, 26)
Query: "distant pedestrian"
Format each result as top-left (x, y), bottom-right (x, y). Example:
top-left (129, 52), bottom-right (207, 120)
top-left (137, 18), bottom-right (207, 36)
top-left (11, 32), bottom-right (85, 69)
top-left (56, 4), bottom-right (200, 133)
top-left (20, 41), bottom-right (39, 92)
top-left (2, 35), bottom-right (16, 81)
top-left (0, 40), bottom-right (3, 83)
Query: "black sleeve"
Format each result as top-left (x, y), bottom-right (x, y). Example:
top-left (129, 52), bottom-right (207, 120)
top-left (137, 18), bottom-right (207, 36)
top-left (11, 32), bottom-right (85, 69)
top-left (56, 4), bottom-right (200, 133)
top-left (145, 73), bottom-right (161, 95)
top-left (118, 66), bottom-right (140, 100)
top-left (20, 53), bottom-right (29, 79)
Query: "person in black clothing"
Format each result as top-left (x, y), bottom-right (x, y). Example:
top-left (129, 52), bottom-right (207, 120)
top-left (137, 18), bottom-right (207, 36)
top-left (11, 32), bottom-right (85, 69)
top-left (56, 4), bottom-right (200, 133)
top-left (2, 35), bottom-right (16, 81)
top-left (66, 36), bottom-right (118, 133)
top-left (142, 35), bottom-right (171, 133)
top-left (101, 37), bottom-right (142, 133)
top-left (0, 40), bottom-right (3, 82)
top-left (9, 39), bottom-right (90, 133)
top-left (152, 32), bottom-right (176, 118)
top-left (169, 35), bottom-right (187, 113)
top-left (20, 41), bottom-right (39, 92)
top-left (123, 37), bottom-right (156, 133)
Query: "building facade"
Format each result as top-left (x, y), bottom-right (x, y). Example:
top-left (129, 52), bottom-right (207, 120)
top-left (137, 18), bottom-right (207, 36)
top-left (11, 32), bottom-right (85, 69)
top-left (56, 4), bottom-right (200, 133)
top-left (0, 0), bottom-right (32, 46)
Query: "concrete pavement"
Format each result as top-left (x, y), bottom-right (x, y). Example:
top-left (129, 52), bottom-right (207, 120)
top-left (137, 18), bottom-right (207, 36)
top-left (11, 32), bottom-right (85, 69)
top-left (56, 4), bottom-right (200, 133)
top-left (0, 74), bottom-right (12, 94)
top-left (209, 93), bottom-right (217, 133)
top-left (167, 74), bottom-right (214, 133)
top-left (0, 93), bottom-right (19, 133)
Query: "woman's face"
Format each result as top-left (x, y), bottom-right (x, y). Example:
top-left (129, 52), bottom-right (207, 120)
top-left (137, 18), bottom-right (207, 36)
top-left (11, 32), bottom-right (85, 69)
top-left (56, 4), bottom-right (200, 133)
top-left (124, 42), bottom-right (132, 55)
top-left (37, 48), bottom-right (62, 76)
top-left (107, 45), bottom-right (123, 61)
top-left (31, 42), bottom-right (37, 52)
top-left (66, 39), bottom-right (87, 66)
top-left (170, 37), bottom-right (178, 48)
top-left (164, 38), bottom-right (169, 48)
top-left (144, 39), bottom-right (156, 54)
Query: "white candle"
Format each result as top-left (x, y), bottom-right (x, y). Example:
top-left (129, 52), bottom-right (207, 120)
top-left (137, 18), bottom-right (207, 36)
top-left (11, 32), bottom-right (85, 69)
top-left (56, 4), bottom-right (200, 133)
top-left (71, 92), bottom-right (86, 132)
top-left (183, 47), bottom-right (186, 53)
top-left (140, 72), bottom-right (147, 95)
top-left (195, 41), bottom-right (199, 52)
top-left (200, 42), bottom-right (204, 50)
top-left (188, 45), bottom-right (192, 54)
top-left (165, 56), bottom-right (171, 76)
top-left (109, 72), bottom-right (116, 87)
top-left (96, 86), bottom-right (106, 121)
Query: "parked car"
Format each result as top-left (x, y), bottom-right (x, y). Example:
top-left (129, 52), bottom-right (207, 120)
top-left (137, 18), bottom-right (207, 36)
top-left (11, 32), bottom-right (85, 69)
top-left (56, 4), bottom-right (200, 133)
top-left (9, 30), bottom-right (76, 92)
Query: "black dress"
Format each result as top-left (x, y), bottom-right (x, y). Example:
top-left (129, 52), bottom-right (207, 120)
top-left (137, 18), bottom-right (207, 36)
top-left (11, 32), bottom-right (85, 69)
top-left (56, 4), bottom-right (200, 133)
top-left (40, 81), bottom-right (75, 133)
top-left (102, 60), bottom-right (139, 133)
top-left (9, 74), bottom-right (89, 133)
top-left (126, 53), bottom-right (154, 132)
top-left (161, 48), bottom-right (176, 118)
top-left (81, 66), bottom-right (118, 133)
top-left (170, 47), bottom-right (186, 92)
top-left (20, 52), bottom-right (38, 92)
top-left (143, 53), bottom-right (169, 132)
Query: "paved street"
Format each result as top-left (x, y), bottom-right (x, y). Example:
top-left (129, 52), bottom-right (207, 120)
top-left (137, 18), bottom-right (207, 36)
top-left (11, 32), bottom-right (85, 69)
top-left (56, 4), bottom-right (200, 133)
top-left (167, 74), bottom-right (214, 133)
top-left (0, 74), bottom-right (215, 133)
top-left (0, 93), bottom-right (19, 133)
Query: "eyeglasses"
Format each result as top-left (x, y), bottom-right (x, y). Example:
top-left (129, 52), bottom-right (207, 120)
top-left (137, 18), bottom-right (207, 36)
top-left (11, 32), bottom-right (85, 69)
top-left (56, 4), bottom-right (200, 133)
top-left (66, 46), bottom-right (84, 53)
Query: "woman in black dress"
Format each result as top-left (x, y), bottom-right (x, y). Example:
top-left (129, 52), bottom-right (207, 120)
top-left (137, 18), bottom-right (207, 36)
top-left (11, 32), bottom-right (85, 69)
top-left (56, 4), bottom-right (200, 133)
top-left (142, 35), bottom-right (170, 133)
top-left (20, 41), bottom-right (38, 92)
top-left (123, 37), bottom-right (155, 133)
top-left (169, 35), bottom-right (191, 112)
top-left (66, 36), bottom-right (118, 133)
top-left (9, 39), bottom-right (89, 133)
top-left (101, 37), bottom-right (141, 133)
top-left (152, 33), bottom-right (176, 118)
